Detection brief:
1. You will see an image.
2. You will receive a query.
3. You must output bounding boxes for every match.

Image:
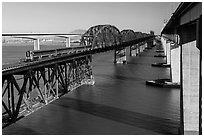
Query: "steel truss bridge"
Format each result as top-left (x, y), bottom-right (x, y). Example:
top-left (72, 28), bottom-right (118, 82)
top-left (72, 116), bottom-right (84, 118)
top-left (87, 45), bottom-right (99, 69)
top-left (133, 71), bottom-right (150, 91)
top-left (2, 24), bottom-right (154, 127)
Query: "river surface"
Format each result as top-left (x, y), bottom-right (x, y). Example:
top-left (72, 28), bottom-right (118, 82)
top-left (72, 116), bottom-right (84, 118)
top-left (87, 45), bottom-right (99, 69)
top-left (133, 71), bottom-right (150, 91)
top-left (2, 44), bottom-right (180, 135)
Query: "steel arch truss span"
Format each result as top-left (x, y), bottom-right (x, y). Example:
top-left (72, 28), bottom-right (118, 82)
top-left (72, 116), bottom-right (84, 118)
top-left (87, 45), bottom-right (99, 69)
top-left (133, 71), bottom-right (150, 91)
top-left (2, 55), bottom-right (94, 127)
top-left (129, 32), bottom-right (149, 56)
top-left (135, 32), bottom-right (145, 39)
top-left (80, 25), bottom-right (121, 49)
top-left (120, 29), bottom-right (137, 57)
top-left (114, 29), bottom-right (136, 64)
top-left (121, 29), bottom-right (136, 42)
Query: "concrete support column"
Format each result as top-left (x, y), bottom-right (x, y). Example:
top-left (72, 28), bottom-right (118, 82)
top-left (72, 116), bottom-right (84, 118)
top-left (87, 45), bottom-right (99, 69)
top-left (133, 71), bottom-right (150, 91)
top-left (139, 45), bottom-right (142, 52)
top-left (166, 41), bottom-right (171, 64)
top-left (141, 44), bottom-right (144, 51)
top-left (143, 43), bottom-right (146, 49)
top-left (66, 37), bottom-right (70, 47)
top-left (34, 39), bottom-right (40, 50)
top-left (131, 44), bottom-right (137, 56)
top-left (161, 37), bottom-right (167, 55)
top-left (114, 48), bottom-right (127, 64)
top-left (144, 42), bottom-right (147, 48)
top-left (147, 41), bottom-right (151, 48)
top-left (153, 39), bottom-right (156, 46)
top-left (171, 45), bottom-right (180, 83)
top-left (137, 44), bottom-right (140, 55)
top-left (129, 45), bottom-right (132, 56)
top-left (182, 40), bottom-right (200, 134)
top-left (139, 44), bottom-right (143, 52)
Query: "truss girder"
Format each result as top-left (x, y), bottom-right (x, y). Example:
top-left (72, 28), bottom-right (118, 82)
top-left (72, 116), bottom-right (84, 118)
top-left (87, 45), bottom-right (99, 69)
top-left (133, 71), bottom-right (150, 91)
top-left (2, 55), bottom-right (94, 127)
top-left (121, 29), bottom-right (136, 42)
top-left (80, 25), bottom-right (121, 49)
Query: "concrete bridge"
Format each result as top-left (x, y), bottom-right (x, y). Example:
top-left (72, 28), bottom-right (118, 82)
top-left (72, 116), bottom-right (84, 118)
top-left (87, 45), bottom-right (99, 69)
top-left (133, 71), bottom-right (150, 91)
top-left (161, 2), bottom-right (202, 135)
top-left (2, 33), bottom-right (81, 50)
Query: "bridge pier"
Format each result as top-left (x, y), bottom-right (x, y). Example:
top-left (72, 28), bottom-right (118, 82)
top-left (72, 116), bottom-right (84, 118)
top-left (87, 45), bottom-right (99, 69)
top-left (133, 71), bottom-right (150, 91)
top-left (66, 37), bottom-right (70, 47)
top-left (166, 40), bottom-right (171, 65)
top-left (114, 48), bottom-right (126, 64)
top-left (139, 42), bottom-right (146, 52)
top-left (170, 42), bottom-right (180, 83)
top-left (137, 44), bottom-right (140, 55)
top-left (161, 38), bottom-right (167, 56)
top-left (144, 42), bottom-right (148, 50)
top-left (34, 39), bottom-right (40, 50)
top-left (147, 39), bottom-right (153, 49)
top-left (129, 40), bottom-right (153, 57)
top-left (130, 44), bottom-right (139, 56)
top-left (153, 38), bottom-right (157, 46)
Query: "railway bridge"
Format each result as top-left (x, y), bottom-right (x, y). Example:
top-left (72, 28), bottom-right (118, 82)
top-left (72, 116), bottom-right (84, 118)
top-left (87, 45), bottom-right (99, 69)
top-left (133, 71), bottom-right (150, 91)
top-left (2, 24), bottom-right (155, 128)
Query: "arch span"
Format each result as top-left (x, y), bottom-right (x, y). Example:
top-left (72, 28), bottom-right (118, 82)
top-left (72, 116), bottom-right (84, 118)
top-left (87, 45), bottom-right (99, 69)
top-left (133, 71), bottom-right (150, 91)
top-left (121, 29), bottom-right (136, 42)
top-left (80, 24), bottom-right (121, 49)
top-left (134, 32), bottom-right (145, 39)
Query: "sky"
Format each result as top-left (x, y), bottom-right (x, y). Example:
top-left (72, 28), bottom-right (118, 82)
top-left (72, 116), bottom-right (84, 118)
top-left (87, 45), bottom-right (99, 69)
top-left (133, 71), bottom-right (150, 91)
top-left (2, 2), bottom-right (180, 35)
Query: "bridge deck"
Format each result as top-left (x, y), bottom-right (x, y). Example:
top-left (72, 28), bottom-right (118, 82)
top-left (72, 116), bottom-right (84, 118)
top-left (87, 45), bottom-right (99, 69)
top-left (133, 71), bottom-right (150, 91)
top-left (3, 45), bottom-right (180, 135)
top-left (2, 36), bottom-right (152, 76)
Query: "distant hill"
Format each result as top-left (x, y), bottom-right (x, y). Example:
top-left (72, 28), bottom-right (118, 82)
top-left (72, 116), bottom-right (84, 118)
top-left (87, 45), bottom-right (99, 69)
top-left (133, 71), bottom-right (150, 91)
top-left (68, 29), bottom-right (87, 42)
top-left (69, 29), bottom-right (87, 34)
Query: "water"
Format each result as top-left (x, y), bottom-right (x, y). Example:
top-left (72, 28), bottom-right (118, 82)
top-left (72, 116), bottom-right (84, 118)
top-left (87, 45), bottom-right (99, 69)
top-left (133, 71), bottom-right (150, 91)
top-left (2, 43), bottom-right (69, 65)
top-left (2, 44), bottom-right (180, 134)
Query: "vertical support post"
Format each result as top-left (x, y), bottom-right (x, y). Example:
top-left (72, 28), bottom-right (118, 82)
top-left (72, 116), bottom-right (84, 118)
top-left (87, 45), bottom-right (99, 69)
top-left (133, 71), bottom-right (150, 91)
top-left (171, 43), bottom-right (180, 83)
top-left (169, 42), bottom-right (172, 81)
top-left (144, 42), bottom-right (147, 49)
top-left (55, 65), bottom-right (59, 98)
top-left (10, 82), bottom-right (15, 115)
top-left (131, 44), bottom-right (137, 56)
top-left (129, 45), bottom-right (132, 56)
top-left (196, 15), bottom-right (202, 135)
top-left (11, 75), bottom-right (28, 121)
top-left (166, 41), bottom-right (171, 64)
top-left (179, 29), bottom-right (184, 135)
top-left (147, 39), bottom-right (153, 48)
top-left (66, 37), bottom-right (70, 47)
top-left (34, 39), bottom-right (40, 50)
top-left (65, 63), bottom-right (68, 91)
top-left (180, 23), bottom-right (200, 134)
top-left (114, 48), bottom-right (127, 64)
top-left (7, 81), bottom-right (11, 112)
top-left (165, 40), bottom-right (168, 64)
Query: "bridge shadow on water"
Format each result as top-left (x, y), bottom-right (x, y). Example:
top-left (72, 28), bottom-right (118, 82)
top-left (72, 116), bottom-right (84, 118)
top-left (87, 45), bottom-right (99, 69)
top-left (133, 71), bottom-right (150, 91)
top-left (53, 97), bottom-right (179, 135)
